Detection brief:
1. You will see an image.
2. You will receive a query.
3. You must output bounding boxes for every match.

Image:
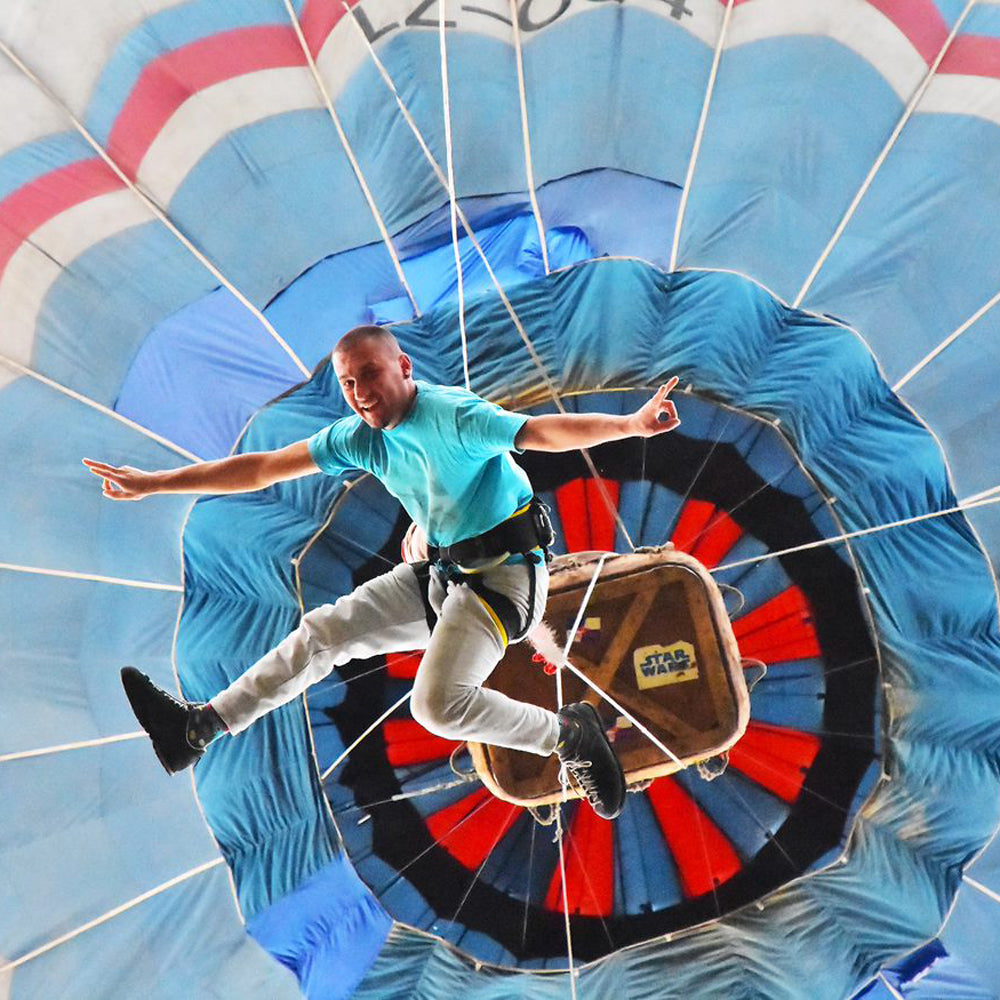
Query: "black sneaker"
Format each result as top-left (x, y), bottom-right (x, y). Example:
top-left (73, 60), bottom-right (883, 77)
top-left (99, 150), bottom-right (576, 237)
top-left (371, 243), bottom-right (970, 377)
top-left (555, 702), bottom-right (626, 820)
top-left (120, 667), bottom-right (223, 774)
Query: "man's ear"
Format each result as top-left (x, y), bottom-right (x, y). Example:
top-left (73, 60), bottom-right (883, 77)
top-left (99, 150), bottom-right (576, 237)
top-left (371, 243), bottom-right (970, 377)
top-left (399, 352), bottom-right (413, 378)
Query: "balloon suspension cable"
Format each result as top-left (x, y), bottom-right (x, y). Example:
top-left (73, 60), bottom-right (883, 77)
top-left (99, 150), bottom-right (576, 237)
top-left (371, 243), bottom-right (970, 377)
top-left (320, 689), bottom-right (412, 782)
top-left (0, 561), bottom-right (183, 592)
top-left (338, 775), bottom-right (475, 818)
top-left (792, 0), bottom-right (976, 308)
top-left (551, 556), bottom-right (607, 992)
top-left (0, 354), bottom-right (203, 463)
top-left (712, 492), bottom-right (1000, 576)
top-left (0, 857), bottom-right (225, 973)
top-left (660, 406), bottom-right (740, 548)
top-left (341, 1), bottom-right (635, 552)
top-left (0, 38), bottom-right (312, 381)
top-left (437, 0), bottom-right (471, 391)
top-left (508, 0), bottom-right (550, 274)
top-left (877, 972), bottom-right (907, 1000)
top-left (669, 0), bottom-right (735, 273)
top-left (280, 0), bottom-right (419, 317)
top-left (0, 731), bottom-right (145, 764)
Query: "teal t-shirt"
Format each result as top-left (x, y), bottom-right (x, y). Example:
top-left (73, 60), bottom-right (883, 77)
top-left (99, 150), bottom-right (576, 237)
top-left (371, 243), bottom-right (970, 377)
top-left (307, 381), bottom-right (533, 547)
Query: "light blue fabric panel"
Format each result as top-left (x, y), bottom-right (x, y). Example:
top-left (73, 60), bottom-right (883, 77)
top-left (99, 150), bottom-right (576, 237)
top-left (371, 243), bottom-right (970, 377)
top-left (0, 571), bottom-right (179, 760)
top-left (0, 377), bottom-right (190, 583)
top-left (165, 109), bottom-right (398, 310)
top-left (802, 111), bottom-right (1000, 386)
top-left (0, 131), bottom-right (91, 201)
top-left (8, 865), bottom-right (301, 1000)
top-left (899, 302), bottom-right (1000, 567)
top-left (941, 867), bottom-right (1000, 994)
top-left (30, 220), bottom-right (216, 407)
top-left (0, 739), bottom-right (220, 967)
top-left (678, 36), bottom-right (906, 300)
top-left (521, 5), bottom-right (717, 189)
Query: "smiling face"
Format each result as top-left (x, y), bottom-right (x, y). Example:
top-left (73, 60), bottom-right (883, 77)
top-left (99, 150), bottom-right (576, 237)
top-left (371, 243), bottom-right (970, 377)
top-left (333, 328), bottom-right (416, 430)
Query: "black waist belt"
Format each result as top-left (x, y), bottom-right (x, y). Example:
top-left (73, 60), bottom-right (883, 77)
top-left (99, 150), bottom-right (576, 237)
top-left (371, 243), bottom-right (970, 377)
top-left (417, 498), bottom-right (556, 645)
top-left (427, 497), bottom-right (555, 566)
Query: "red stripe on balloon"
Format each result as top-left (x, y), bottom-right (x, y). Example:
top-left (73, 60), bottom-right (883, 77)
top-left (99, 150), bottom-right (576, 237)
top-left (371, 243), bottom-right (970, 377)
top-left (670, 499), bottom-right (743, 569)
top-left (555, 477), bottom-right (620, 552)
top-left (732, 586), bottom-right (820, 663)
top-left (386, 651), bottom-right (422, 679)
top-left (544, 805), bottom-right (614, 916)
top-left (300, 0), bottom-right (360, 57)
top-left (728, 721), bottom-right (821, 803)
top-left (865, 0), bottom-right (950, 64)
top-left (0, 158), bottom-right (122, 280)
top-left (940, 33), bottom-right (1000, 79)
top-left (426, 787), bottom-right (522, 869)
top-left (721, 0), bottom-right (948, 66)
top-left (107, 26), bottom-right (306, 179)
top-left (646, 778), bottom-right (741, 898)
top-left (382, 718), bottom-right (462, 766)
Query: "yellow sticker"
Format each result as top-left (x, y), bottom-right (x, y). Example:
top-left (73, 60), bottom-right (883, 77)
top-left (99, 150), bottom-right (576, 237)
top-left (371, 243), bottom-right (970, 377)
top-left (633, 641), bottom-right (699, 690)
top-left (584, 617), bottom-right (601, 631)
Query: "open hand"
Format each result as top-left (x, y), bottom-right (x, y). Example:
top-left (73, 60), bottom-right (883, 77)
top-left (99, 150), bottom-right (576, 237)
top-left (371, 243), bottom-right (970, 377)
top-left (630, 377), bottom-right (681, 437)
top-left (82, 458), bottom-right (159, 501)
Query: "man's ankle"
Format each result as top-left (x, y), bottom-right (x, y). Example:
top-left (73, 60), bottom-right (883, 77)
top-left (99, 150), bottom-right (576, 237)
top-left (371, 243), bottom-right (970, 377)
top-left (187, 703), bottom-right (227, 750)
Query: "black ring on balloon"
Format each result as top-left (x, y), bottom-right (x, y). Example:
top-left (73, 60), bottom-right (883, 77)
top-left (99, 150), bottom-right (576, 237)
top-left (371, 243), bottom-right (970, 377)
top-left (317, 413), bottom-right (879, 962)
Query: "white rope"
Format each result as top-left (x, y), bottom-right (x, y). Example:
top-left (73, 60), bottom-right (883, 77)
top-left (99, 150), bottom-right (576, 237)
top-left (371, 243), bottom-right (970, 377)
top-left (894, 286), bottom-right (1000, 391)
top-left (0, 731), bottom-right (144, 764)
top-left (0, 354), bottom-right (203, 462)
top-left (281, 0), bottom-right (418, 317)
top-left (437, 0), bottom-right (471, 390)
top-left (963, 873), bottom-right (1000, 906)
top-left (963, 484), bottom-right (1000, 505)
top-left (509, 0), bottom-right (549, 274)
top-left (341, 2), bottom-right (636, 551)
top-left (877, 972), bottom-right (907, 1000)
top-left (0, 561), bottom-right (184, 592)
top-left (712, 492), bottom-right (1000, 575)
top-left (559, 657), bottom-right (685, 770)
top-left (0, 39), bottom-right (312, 380)
top-left (792, 0), bottom-right (976, 308)
top-left (551, 556), bottom-right (605, 990)
top-left (320, 688), bottom-right (412, 782)
top-left (669, 0), bottom-right (735, 273)
top-left (0, 857), bottom-right (225, 971)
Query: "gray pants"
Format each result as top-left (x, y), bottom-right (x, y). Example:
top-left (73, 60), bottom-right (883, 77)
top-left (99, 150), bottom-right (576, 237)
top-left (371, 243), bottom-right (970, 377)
top-left (211, 559), bottom-right (560, 756)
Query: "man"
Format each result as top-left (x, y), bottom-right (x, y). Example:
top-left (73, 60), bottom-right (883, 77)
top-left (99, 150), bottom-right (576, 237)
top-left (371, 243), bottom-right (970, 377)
top-left (83, 325), bottom-right (680, 820)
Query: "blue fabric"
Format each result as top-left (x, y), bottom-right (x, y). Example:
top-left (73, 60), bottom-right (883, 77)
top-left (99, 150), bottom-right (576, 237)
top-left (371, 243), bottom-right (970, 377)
top-left (247, 857), bottom-right (391, 1000)
top-left (5, 2), bottom-right (1000, 998)
top-left (308, 381), bottom-right (530, 546)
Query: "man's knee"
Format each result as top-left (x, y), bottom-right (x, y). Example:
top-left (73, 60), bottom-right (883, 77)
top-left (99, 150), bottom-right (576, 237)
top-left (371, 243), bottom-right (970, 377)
top-left (410, 679), bottom-right (473, 739)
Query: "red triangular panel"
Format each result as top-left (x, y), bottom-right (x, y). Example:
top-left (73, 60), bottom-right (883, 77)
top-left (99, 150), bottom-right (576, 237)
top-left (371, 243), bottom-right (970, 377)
top-left (544, 805), bottom-right (614, 916)
top-left (426, 787), bottom-right (522, 869)
top-left (732, 586), bottom-right (820, 663)
top-left (728, 722), bottom-right (821, 803)
top-left (555, 477), bottom-right (620, 552)
top-left (671, 499), bottom-right (743, 568)
top-left (386, 651), bottom-right (422, 679)
top-left (646, 778), bottom-right (741, 898)
top-left (382, 718), bottom-right (462, 766)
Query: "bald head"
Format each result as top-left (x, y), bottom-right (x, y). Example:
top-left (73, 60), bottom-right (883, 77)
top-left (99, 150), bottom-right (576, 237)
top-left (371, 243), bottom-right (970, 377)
top-left (333, 325), bottom-right (402, 361)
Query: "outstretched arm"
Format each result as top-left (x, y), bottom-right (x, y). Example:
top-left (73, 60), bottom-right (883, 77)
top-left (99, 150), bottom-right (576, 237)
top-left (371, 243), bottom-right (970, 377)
top-left (82, 440), bottom-right (319, 501)
top-left (515, 378), bottom-right (681, 453)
